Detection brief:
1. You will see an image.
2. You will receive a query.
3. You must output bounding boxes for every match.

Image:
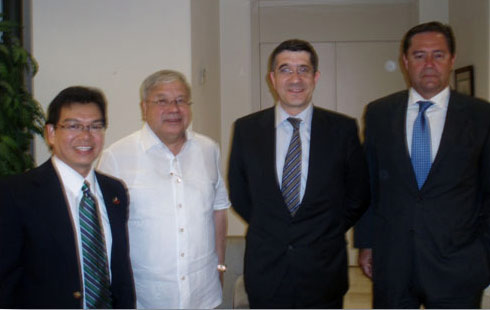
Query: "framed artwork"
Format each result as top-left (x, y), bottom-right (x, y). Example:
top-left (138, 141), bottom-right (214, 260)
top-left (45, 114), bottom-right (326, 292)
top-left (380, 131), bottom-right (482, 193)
top-left (454, 65), bottom-right (474, 96)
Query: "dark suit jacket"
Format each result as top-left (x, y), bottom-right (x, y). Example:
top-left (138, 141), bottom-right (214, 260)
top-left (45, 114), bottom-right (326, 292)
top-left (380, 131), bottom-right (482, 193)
top-left (228, 106), bottom-right (370, 306)
top-left (355, 90), bottom-right (490, 305)
top-left (0, 159), bottom-right (136, 309)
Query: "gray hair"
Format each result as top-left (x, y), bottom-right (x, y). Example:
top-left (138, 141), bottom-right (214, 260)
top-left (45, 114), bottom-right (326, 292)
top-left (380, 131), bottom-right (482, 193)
top-left (140, 69), bottom-right (191, 101)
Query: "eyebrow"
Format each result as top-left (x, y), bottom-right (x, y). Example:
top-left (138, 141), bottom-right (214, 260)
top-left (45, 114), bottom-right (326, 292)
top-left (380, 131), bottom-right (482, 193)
top-left (61, 118), bottom-right (104, 123)
top-left (412, 48), bottom-right (446, 54)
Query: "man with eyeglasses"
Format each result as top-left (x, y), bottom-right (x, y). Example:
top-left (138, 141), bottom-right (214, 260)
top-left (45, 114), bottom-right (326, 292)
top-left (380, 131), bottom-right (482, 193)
top-left (228, 39), bottom-right (370, 308)
top-left (0, 86), bottom-right (136, 308)
top-left (98, 70), bottom-right (229, 309)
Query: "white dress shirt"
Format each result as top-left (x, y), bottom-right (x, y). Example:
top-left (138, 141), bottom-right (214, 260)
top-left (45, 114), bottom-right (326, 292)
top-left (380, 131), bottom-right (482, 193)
top-left (406, 86), bottom-right (450, 162)
top-left (51, 156), bottom-right (112, 309)
top-left (275, 103), bottom-right (313, 202)
top-left (98, 123), bottom-right (230, 309)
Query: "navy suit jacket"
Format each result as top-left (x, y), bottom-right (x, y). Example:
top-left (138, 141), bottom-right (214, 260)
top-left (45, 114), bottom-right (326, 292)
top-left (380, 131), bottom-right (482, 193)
top-left (355, 90), bottom-right (490, 305)
top-left (228, 106), bottom-right (370, 306)
top-left (0, 160), bottom-right (136, 308)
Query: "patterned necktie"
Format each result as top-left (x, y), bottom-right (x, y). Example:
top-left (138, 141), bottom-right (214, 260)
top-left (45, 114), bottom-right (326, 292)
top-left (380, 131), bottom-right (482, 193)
top-left (79, 181), bottom-right (112, 309)
top-left (282, 117), bottom-right (302, 216)
top-left (411, 100), bottom-right (433, 189)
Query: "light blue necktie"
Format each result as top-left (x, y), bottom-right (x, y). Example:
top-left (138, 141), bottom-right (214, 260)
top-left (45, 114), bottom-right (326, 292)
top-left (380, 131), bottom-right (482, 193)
top-left (411, 101), bottom-right (433, 189)
top-left (80, 181), bottom-right (112, 309)
top-left (282, 117), bottom-right (302, 216)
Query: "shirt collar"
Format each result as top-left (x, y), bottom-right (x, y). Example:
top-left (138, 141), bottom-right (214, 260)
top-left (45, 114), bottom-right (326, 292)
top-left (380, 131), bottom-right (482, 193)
top-left (141, 122), bottom-right (194, 153)
top-left (51, 155), bottom-right (96, 196)
top-left (275, 103), bottom-right (313, 129)
top-left (408, 86), bottom-right (450, 110)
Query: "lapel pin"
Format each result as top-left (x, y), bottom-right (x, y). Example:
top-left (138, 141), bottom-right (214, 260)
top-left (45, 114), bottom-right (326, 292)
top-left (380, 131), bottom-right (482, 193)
top-left (112, 197), bottom-right (120, 205)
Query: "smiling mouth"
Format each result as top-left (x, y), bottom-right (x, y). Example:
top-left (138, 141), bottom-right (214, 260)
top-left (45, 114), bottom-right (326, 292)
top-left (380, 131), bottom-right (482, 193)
top-left (164, 118), bottom-right (182, 123)
top-left (288, 87), bottom-right (304, 93)
top-left (76, 146), bottom-right (93, 151)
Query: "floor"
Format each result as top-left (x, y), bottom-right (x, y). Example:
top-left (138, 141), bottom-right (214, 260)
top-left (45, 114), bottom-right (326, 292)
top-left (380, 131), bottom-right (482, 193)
top-left (344, 266), bottom-right (372, 309)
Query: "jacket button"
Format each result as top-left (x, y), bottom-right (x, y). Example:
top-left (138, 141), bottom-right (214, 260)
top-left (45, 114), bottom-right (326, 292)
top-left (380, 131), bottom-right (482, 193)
top-left (73, 291), bottom-right (82, 299)
top-left (288, 244), bottom-right (294, 250)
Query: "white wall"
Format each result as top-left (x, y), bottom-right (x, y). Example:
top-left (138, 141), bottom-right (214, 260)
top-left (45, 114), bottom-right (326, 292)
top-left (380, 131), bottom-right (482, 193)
top-left (191, 0), bottom-right (221, 143)
top-left (449, 0), bottom-right (489, 100)
top-left (418, 0), bottom-right (448, 23)
top-left (220, 0), bottom-right (254, 236)
top-left (32, 0), bottom-right (192, 164)
top-left (259, 2), bottom-right (416, 42)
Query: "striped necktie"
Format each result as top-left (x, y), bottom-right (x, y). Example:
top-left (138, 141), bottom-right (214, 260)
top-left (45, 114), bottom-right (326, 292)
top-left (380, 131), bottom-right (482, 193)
top-left (411, 100), bottom-right (433, 189)
top-left (282, 117), bottom-right (302, 216)
top-left (79, 181), bottom-right (112, 309)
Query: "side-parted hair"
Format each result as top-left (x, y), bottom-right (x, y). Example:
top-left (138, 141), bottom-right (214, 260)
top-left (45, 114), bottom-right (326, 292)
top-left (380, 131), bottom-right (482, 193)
top-left (269, 39), bottom-right (319, 73)
top-left (46, 86), bottom-right (107, 126)
top-left (140, 70), bottom-right (191, 101)
top-left (402, 21), bottom-right (456, 55)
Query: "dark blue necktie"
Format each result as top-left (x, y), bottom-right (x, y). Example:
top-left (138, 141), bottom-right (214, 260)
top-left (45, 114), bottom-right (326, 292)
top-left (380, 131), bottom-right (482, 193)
top-left (411, 101), bottom-right (433, 189)
top-left (282, 117), bottom-right (302, 216)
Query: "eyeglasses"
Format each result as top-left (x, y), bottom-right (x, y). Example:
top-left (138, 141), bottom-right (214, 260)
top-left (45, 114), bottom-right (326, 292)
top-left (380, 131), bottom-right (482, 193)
top-left (56, 122), bottom-right (106, 133)
top-left (277, 65), bottom-right (313, 76)
top-left (147, 98), bottom-right (192, 107)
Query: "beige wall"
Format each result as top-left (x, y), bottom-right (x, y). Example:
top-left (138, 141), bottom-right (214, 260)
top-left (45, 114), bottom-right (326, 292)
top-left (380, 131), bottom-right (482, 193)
top-left (259, 2), bottom-right (416, 42)
top-left (449, 0), bottom-right (489, 100)
top-left (418, 0), bottom-right (449, 23)
top-left (191, 0), bottom-right (221, 143)
top-left (32, 0), bottom-right (192, 164)
top-left (220, 0), bottom-right (255, 236)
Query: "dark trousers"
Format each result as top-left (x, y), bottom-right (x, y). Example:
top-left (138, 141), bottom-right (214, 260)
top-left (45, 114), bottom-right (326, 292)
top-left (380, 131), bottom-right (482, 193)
top-left (248, 268), bottom-right (344, 309)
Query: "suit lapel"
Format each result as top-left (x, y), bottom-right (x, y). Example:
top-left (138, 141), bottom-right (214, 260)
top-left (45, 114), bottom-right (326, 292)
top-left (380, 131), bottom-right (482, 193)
top-left (96, 172), bottom-right (119, 235)
top-left (259, 108), bottom-right (281, 191)
top-left (302, 107), bottom-right (327, 204)
top-left (390, 92), bottom-right (421, 192)
top-left (35, 161), bottom-right (80, 265)
top-left (425, 92), bottom-right (467, 188)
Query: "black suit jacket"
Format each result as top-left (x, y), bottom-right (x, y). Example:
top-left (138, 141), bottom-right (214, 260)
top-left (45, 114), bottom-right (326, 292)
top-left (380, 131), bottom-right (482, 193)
top-left (355, 90), bottom-right (490, 305)
top-left (0, 160), bottom-right (136, 309)
top-left (228, 106), bottom-right (370, 306)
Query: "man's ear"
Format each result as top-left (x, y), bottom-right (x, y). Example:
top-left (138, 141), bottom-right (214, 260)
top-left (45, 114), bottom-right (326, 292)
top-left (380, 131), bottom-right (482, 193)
top-left (140, 101), bottom-right (147, 122)
top-left (45, 124), bottom-right (55, 147)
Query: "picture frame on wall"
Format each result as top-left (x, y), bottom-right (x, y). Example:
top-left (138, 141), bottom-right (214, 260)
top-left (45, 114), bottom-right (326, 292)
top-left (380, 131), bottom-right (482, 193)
top-left (454, 65), bottom-right (474, 96)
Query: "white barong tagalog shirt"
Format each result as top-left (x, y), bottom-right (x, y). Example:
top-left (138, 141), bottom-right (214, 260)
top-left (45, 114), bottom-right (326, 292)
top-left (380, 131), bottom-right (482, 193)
top-left (98, 123), bottom-right (230, 309)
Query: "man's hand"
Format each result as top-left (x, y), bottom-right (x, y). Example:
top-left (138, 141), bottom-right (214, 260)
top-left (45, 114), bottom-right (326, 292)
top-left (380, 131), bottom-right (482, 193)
top-left (358, 248), bottom-right (373, 279)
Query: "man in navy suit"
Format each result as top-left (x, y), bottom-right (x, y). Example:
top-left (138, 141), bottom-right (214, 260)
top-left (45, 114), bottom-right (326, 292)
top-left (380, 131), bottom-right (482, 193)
top-left (228, 39), bottom-right (370, 308)
top-left (0, 86), bottom-right (135, 308)
top-left (355, 21), bottom-right (490, 308)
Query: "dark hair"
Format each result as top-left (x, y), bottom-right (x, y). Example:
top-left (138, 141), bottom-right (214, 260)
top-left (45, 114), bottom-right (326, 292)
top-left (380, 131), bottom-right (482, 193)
top-left (46, 86), bottom-right (107, 126)
top-left (402, 21), bottom-right (455, 55)
top-left (269, 39), bottom-right (319, 72)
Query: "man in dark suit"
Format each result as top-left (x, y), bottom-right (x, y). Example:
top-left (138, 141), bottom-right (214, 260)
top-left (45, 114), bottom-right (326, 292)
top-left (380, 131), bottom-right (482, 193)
top-left (0, 86), bottom-right (136, 308)
top-left (355, 21), bottom-right (490, 308)
top-left (228, 39), bottom-right (370, 308)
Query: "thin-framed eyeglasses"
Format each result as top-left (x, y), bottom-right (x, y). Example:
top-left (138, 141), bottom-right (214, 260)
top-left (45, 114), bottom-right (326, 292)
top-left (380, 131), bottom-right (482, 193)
top-left (276, 65), bottom-right (313, 76)
top-left (147, 98), bottom-right (193, 107)
top-left (56, 122), bottom-right (106, 134)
